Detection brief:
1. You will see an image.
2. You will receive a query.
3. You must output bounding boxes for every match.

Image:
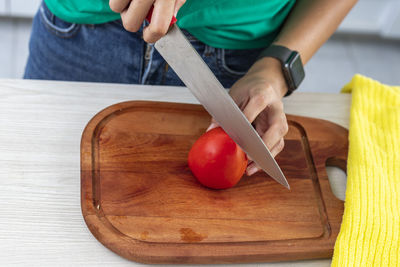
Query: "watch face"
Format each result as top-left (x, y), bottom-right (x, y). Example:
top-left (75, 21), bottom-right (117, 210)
top-left (288, 53), bottom-right (305, 88)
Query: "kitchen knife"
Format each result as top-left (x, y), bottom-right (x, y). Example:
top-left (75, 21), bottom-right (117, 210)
top-left (147, 13), bottom-right (290, 189)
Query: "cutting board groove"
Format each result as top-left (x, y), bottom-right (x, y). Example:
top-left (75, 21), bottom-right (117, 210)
top-left (81, 101), bottom-right (347, 264)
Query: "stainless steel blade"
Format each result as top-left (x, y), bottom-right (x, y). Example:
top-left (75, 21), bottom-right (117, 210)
top-left (155, 25), bottom-right (290, 189)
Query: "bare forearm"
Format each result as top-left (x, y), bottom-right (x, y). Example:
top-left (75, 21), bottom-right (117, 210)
top-left (274, 0), bottom-right (358, 64)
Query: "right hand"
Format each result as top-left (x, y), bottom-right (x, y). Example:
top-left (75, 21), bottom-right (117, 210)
top-left (109, 0), bottom-right (186, 43)
top-left (206, 57), bottom-right (289, 176)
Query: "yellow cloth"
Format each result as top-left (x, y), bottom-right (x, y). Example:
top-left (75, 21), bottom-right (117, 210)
top-left (332, 74), bottom-right (400, 266)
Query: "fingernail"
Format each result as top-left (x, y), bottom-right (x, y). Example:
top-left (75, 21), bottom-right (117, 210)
top-left (246, 165), bottom-right (258, 176)
top-left (206, 122), bottom-right (218, 132)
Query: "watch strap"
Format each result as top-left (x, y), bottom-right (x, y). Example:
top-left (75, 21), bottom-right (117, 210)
top-left (257, 45), bottom-right (293, 65)
top-left (257, 45), bottom-right (303, 97)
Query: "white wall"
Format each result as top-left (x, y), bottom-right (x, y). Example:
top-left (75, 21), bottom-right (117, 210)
top-left (0, 0), bottom-right (7, 15)
top-left (338, 0), bottom-right (400, 38)
top-left (0, 0), bottom-right (41, 17)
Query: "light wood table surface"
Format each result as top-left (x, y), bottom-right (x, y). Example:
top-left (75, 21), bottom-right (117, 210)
top-left (0, 79), bottom-right (351, 266)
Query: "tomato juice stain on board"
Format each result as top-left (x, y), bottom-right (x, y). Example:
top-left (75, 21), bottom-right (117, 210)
top-left (180, 228), bottom-right (207, 243)
top-left (140, 231), bottom-right (149, 240)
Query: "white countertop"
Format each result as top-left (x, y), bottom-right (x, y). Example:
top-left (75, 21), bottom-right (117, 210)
top-left (0, 79), bottom-right (351, 266)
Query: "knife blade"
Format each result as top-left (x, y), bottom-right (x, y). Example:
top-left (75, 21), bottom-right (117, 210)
top-left (154, 25), bottom-right (290, 189)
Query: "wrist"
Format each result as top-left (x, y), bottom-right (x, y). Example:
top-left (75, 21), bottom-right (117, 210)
top-left (248, 57), bottom-right (289, 98)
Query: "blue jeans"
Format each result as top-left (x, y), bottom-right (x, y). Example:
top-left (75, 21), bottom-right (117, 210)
top-left (24, 1), bottom-right (264, 88)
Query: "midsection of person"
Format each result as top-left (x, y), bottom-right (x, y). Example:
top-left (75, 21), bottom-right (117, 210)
top-left (25, 0), bottom-right (295, 93)
top-left (43, 0), bottom-right (295, 49)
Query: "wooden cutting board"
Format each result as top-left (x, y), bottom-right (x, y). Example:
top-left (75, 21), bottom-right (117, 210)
top-left (81, 101), bottom-right (347, 264)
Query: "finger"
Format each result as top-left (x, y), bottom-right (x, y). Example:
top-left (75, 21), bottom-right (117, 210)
top-left (246, 162), bottom-right (260, 176)
top-left (109, 0), bottom-right (131, 13)
top-left (206, 118), bottom-right (218, 132)
top-left (247, 159), bottom-right (254, 168)
top-left (261, 104), bottom-right (288, 150)
top-left (246, 139), bottom-right (284, 176)
top-left (270, 138), bottom-right (285, 157)
top-left (120, 0), bottom-right (154, 32)
top-left (242, 86), bottom-right (273, 123)
top-left (143, 0), bottom-right (175, 43)
top-left (173, 0), bottom-right (186, 16)
top-left (206, 121), bottom-right (219, 132)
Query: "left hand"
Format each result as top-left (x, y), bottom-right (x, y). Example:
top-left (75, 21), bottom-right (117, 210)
top-left (207, 57), bottom-right (289, 176)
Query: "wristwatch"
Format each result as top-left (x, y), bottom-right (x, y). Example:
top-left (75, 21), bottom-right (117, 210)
top-left (257, 45), bottom-right (305, 96)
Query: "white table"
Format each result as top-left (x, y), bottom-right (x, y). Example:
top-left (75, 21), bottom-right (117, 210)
top-left (0, 79), bottom-right (351, 266)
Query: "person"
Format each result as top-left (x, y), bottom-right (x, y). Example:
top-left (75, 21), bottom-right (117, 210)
top-left (24, 0), bottom-right (357, 175)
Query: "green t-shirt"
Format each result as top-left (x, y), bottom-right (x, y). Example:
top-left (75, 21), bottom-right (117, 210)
top-left (44, 0), bottom-right (295, 49)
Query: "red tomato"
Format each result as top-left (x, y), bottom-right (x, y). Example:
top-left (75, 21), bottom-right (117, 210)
top-left (188, 127), bottom-right (248, 189)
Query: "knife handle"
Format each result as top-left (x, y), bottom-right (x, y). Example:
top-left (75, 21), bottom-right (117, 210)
top-left (145, 6), bottom-right (177, 26)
